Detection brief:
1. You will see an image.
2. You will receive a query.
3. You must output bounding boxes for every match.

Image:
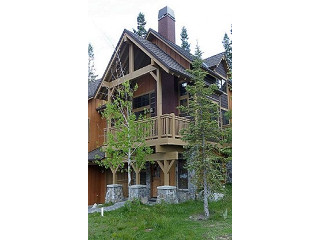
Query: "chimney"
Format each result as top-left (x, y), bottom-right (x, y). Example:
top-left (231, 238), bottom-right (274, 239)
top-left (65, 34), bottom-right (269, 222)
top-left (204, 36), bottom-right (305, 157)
top-left (158, 6), bottom-right (175, 43)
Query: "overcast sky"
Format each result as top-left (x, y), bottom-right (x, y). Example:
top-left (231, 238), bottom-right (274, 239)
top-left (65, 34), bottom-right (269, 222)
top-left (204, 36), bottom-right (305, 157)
top-left (88, 0), bottom-right (232, 78)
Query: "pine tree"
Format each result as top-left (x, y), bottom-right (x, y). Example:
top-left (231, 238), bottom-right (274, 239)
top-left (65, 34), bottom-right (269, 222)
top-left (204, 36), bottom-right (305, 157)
top-left (133, 12), bottom-right (147, 38)
top-left (178, 44), bottom-right (229, 219)
top-left (180, 26), bottom-right (191, 52)
top-left (222, 25), bottom-right (232, 79)
top-left (88, 43), bottom-right (98, 82)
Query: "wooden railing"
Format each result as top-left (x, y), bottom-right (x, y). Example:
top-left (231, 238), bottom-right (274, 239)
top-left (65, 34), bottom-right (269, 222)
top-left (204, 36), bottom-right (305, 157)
top-left (104, 113), bottom-right (189, 144)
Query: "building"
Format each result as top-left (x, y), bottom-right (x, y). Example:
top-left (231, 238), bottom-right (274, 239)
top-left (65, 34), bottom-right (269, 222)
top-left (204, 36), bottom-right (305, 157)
top-left (88, 6), bottom-right (231, 205)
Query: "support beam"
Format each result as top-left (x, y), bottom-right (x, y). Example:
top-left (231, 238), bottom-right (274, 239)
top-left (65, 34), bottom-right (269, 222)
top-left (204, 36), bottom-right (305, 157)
top-left (130, 162), bottom-right (141, 185)
top-left (148, 152), bottom-right (178, 161)
top-left (129, 43), bottom-right (134, 73)
top-left (110, 166), bottom-right (119, 184)
top-left (156, 68), bottom-right (162, 116)
top-left (103, 65), bottom-right (157, 89)
top-left (156, 159), bottom-right (176, 186)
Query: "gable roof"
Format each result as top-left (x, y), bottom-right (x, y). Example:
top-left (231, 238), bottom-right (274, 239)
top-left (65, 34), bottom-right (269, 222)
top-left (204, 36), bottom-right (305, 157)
top-left (88, 78), bottom-right (102, 99)
top-left (146, 28), bottom-right (218, 77)
top-left (124, 29), bottom-right (192, 79)
top-left (204, 52), bottom-right (225, 68)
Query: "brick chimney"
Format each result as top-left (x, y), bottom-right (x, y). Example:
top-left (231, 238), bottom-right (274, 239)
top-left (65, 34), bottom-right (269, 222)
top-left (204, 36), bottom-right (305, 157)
top-left (158, 6), bottom-right (175, 43)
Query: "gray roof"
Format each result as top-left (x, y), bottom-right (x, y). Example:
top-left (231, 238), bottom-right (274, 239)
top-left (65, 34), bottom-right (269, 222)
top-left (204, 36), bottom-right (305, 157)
top-left (204, 52), bottom-right (225, 68)
top-left (147, 29), bottom-right (217, 77)
top-left (88, 78), bottom-right (102, 99)
top-left (88, 147), bottom-right (105, 161)
top-left (125, 29), bottom-right (192, 79)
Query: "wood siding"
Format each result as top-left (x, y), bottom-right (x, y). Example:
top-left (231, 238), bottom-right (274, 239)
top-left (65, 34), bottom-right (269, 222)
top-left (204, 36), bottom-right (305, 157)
top-left (88, 99), bottom-right (107, 152)
top-left (216, 61), bottom-right (227, 78)
top-left (88, 165), bottom-right (106, 205)
top-left (161, 70), bottom-right (179, 115)
top-left (151, 38), bottom-right (190, 70)
top-left (221, 93), bottom-right (229, 109)
top-left (133, 74), bottom-right (156, 97)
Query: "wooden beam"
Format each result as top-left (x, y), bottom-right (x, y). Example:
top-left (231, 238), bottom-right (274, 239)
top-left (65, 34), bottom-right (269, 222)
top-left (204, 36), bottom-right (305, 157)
top-left (148, 152), bottom-right (178, 161)
top-left (129, 43), bottom-right (134, 73)
top-left (156, 160), bottom-right (165, 172)
top-left (126, 34), bottom-right (170, 74)
top-left (110, 166), bottom-right (119, 184)
top-left (156, 68), bottom-right (162, 116)
top-left (108, 64), bottom-right (157, 88)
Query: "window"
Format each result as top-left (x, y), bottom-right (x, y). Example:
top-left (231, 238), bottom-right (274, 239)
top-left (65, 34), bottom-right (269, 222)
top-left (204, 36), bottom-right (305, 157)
top-left (221, 109), bottom-right (230, 125)
top-left (216, 78), bottom-right (226, 92)
top-left (178, 82), bottom-right (189, 117)
top-left (179, 82), bottom-right (187, 96)
top-left (178, 159), bottom-right (188, 189)
top-left (133, 94), bottom-right (150, 109)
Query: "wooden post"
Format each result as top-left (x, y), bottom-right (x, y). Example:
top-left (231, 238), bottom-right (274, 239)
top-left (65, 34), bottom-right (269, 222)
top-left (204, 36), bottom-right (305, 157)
top-left (156, 68), bottom-right (162, 116)
top-left (131, 163), bottom-right (141, 185)
top-left (110, 166), bottom-right (118, 184)
top-left (171, 113), bottom-right (176, 139)
top-left (157, 159), bottom-right (176, 186)
top-left (136, 171), bottom-right (140, 185)
top-left (157, 115), bottom-right (162, 139)
top-left (164, 160), bottom-right (169, 185)
top-left (129, 43), bottom-right (134, 73)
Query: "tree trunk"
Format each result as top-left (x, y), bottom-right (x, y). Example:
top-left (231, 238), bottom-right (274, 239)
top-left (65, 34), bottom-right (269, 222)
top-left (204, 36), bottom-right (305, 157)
top-left (128, 149), bottom-right (131, 187)
top-left (202, 131), bottom-right (210, 218)
top-left (203, 168), bottom-right (210, 218)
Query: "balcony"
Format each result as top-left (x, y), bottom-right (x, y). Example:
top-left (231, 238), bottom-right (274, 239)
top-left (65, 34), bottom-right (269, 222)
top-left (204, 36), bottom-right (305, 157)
top-left (104, 113), bottom-right (189, 146)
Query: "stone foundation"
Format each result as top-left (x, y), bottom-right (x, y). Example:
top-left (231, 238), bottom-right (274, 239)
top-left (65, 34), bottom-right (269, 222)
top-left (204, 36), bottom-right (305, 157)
top-left (129, 185), bottom-right (148, 204)
top-left (156, 186), bottom-right (178, 204)
top-left (105, 184), bottom-right (123, 203)
top-left (177, 189), bottom-right (191, 203)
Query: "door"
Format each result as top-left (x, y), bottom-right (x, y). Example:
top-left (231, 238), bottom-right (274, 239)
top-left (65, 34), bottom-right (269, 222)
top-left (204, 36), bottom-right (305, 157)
top-left (151, 163), bottom-right (163, 197)
top-left (88, 165), bottom-right (106, 205)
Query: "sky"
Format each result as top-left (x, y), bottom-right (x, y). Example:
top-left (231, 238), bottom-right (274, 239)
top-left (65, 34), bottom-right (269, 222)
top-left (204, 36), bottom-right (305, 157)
top-left (88, 0), bottom-right (232, 78)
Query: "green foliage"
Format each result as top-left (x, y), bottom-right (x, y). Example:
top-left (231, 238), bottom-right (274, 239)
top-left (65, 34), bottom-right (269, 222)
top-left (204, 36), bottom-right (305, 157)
top-left (180, 26), bottom-right (191, 52)
top-left (178, 44), bottom-right (231, 217)
top-left (88, 185), bottom-right (232, 239)
top-left (97, 80), bottom-right (152, 183)
top-left (222, 25), bottom-right (232, 80)
top-left (133, 12), bottom-right (148, 38)
top-left (88, 43), bottom-right (98, 82)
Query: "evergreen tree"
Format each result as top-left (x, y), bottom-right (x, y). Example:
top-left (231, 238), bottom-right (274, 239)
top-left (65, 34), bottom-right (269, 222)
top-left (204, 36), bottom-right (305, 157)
top-left (133, 12), bottom-right (147, 38)
top-left (180, 26), bottom-right (191, 52)
top-left (178, 44), bottom-right (229, 219)
top-left (222, 25), bottom-right (232, 79)
top-left (88, 43), bottom-right (98, 82)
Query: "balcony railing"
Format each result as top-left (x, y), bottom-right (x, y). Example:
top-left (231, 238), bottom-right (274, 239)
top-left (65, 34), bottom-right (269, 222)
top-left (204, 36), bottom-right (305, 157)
top-left (104, 113), bottom-right (189, 144)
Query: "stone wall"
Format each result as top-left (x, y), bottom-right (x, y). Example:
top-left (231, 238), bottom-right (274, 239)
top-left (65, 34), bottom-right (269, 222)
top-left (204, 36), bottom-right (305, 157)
top-left (177, 189), bottom-right (191, 203)
top-left (105, 184), bottom-right (124, 203)
top-left (129, 185), bottom-right (148, 204)
top-left (157, 186), bottom-right (178, 204)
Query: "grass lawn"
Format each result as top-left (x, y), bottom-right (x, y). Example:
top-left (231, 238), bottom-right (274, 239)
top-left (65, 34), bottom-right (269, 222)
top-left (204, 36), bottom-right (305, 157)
top-left (88, 185), bottom-right (232, 240)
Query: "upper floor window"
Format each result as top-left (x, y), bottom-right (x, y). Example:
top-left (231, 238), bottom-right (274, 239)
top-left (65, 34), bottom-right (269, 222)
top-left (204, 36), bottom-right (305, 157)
top-left (221, 109), bottom-right (230, 125)
top-left (216, 78), bottom-right (226, 92)
top-left (179, 82), bottom-right (188, 96)
top-left (133, 93), bottom-right (150, 109)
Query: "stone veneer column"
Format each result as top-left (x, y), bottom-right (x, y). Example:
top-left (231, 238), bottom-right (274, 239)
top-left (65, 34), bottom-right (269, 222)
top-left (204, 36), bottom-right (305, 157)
top-left (156, 186), bottom-right (178, 204)
top-left (105, 184), bottom-right (123, 203)
top-left (129, 185), bottom-right (148, 204)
